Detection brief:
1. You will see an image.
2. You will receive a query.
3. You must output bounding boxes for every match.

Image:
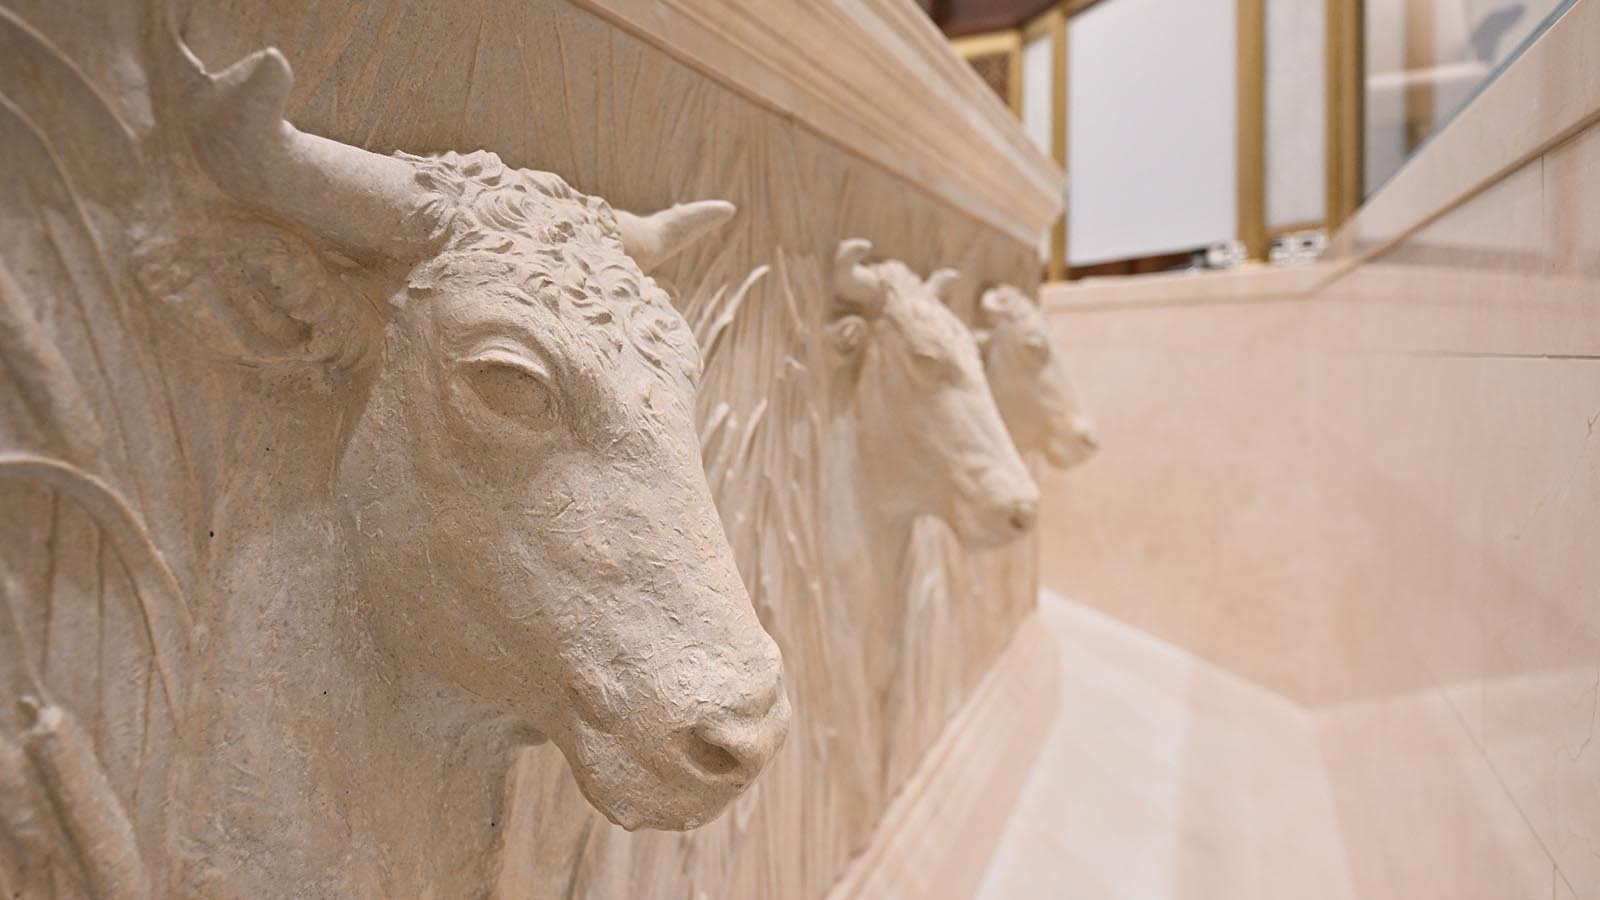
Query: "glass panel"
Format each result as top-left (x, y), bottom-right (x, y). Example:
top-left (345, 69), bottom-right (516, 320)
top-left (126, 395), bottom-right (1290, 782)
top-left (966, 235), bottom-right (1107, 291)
top-left (1364, 0), bottom-right (1577, 196)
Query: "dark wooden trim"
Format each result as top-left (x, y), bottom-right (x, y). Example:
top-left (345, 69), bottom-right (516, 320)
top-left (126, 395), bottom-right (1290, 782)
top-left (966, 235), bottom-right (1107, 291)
top-left (1063, 0), bottom-right (1111, 15)
top-left (938, 0), bottom-right (1072, 37)
top-left (1067, 249), bottom-right (1197, 280)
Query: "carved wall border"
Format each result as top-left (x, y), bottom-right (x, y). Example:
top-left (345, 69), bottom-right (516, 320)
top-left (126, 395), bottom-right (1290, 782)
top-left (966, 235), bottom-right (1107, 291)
top-left (824, 613), bottom-right (1060, 900)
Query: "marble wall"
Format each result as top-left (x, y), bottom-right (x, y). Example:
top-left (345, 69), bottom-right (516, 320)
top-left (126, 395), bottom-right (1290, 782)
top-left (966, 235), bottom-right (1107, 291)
top-left (1037, 56), bottom-right (1600, 898)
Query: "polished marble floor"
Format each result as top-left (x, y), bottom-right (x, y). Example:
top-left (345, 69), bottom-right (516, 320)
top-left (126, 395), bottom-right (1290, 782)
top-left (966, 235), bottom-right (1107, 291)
top-left (975, 590), bottom-right (1358, 900)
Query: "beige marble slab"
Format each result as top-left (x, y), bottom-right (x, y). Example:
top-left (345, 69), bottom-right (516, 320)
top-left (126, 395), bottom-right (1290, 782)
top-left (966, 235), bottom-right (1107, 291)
top-left (1317, 688), bottom-right (1563, 899)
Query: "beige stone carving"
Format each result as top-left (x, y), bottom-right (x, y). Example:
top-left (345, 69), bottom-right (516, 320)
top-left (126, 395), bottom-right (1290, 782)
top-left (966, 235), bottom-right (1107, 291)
top-left (0, 0), bottom-right (1060, 896)
top-left (819, 239), bottom-right (1039, 808)
top-left (0, 21), bottom-right (786, 895)
top-left (830, 241), bottom-right (1040, 545)
top-left (977, 284), bottom-right (1098, 469)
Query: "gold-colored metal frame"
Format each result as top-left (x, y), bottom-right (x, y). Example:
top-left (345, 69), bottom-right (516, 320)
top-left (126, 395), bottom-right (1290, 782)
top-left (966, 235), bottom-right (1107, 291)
top-left (1326, 0), bottom-right (1364, 228)
top-left (1242, 0), bottom-right (1365, 254)
top-left (951, 0), bottom-right (1366, 275)
top-left (950, 30), bottom-right (1025, 114)
top-left (1021, 6), bottom-right (1069, 280)
top-left (1238, 0), bottom-right (1267, 259)
top-left (954, 13), bottom-right (1069, 278)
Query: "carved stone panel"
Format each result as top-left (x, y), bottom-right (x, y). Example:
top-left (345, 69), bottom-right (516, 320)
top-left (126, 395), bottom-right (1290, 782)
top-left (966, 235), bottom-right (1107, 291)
top-left (0, 1), bottom-right (1054, 897)
top-left (3, 17), bottom-right (790, 895)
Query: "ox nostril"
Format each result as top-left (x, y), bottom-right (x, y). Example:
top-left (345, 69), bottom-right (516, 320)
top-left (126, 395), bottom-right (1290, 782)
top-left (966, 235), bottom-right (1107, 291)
top-left (686, 729), bottom-right (745, 777)
top-left (686, 719), bottom-right (770, 780)
top-left (684, 684), bottom-right (789, 781)
top-left (1074, 417), bottom-right (1099, 449)
top-left (1009, 499), bottom-right (1038, 532)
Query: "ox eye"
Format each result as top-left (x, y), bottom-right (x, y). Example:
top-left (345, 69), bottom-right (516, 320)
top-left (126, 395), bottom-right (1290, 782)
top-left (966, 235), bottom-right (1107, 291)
top-left (826, 315), bottom-right (868, 358)
top-left (911, 349), bottom-right (945, 370)
top-left (461, 349), bottom-right (556, 424)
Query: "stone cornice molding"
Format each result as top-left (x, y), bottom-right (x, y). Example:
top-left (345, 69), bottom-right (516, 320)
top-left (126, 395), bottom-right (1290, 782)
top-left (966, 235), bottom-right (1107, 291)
top-left (563, 0), bottom-right (1065, 246)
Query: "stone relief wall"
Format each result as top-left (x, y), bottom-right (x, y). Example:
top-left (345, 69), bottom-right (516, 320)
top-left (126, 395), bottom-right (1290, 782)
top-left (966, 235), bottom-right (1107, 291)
top-left (0, 1), bottom-right (1057, 897)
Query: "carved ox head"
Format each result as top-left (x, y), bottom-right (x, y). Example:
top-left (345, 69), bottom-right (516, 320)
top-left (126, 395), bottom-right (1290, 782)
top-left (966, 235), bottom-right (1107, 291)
top-left (975, 285), bottom-right (1098, 470)
top-left (828, 240), bottom-right (1039, 546)
top-left (172, 45), bottom-right (787, 830)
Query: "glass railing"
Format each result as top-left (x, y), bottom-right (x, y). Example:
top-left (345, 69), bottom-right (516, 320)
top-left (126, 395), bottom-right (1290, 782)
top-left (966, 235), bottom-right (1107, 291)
top-left (1364, 0), bottom-right (1579, 196)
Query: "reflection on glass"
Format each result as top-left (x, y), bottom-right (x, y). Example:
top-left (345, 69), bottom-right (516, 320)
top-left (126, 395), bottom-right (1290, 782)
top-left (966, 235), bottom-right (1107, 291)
top-left (1364, 0), bottom-right (1572, 195)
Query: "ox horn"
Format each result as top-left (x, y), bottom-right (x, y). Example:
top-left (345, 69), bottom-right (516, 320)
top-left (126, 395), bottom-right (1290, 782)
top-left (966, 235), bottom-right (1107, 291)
top-left (976, 286), bottom-right (1008, 325)
top-left (615, 200), bottom-right (736, 273)
top-left (173, 40), bottom-right (434, 258)
top-left (926, 268), bottom-right (960, 305)
top-left (834, 238), bottom-right (883, 311)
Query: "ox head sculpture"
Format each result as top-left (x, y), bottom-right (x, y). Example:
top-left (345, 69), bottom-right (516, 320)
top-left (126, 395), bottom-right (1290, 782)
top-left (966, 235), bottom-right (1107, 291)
top-left (976, 285), bottom-right (1098, 469)
top-left (828, 240), bottom-right (1039, 546)
top-left (173, 44), bottom-right (787, 831)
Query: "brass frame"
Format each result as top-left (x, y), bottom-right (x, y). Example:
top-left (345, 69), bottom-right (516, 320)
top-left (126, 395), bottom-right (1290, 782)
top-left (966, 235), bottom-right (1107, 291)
top-left (1325, 0), bottom-right (1364, 229)
top-left (1402, 0), bottom-right (1436, 149)
top-left (950, 30), bottom-right (1025, 114)
top-left (1237, 0), bottom-right (1267, 259)
top-left (1022, 6), bottom-right (1069, 280)
top-left (955, 11), bottom-right (1071, 279)
top-left (1265, 220), bottom-right (1324, 240)
top-left (1248, 0), bottom-right (1365, 247)
top-left (952, 0), bottom-right (1369, 276)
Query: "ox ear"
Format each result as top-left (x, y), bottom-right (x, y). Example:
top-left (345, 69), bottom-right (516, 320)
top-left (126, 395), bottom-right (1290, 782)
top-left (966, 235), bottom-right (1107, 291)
top-left (926, 268), bottom-right (960, 305)
top-left (615, 200), bottom-right (736, 273)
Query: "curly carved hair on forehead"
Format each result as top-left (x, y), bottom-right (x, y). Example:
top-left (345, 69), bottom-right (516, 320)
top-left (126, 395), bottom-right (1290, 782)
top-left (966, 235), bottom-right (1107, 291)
top-left (397, 150), bottom-right (702, 389)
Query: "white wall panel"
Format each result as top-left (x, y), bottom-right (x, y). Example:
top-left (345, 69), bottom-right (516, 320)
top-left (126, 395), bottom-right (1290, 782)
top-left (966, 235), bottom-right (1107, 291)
top-left (1067, 0), bottom-right (1237, 266)
top-left (1021, 34), bottom-right (1054, 156)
